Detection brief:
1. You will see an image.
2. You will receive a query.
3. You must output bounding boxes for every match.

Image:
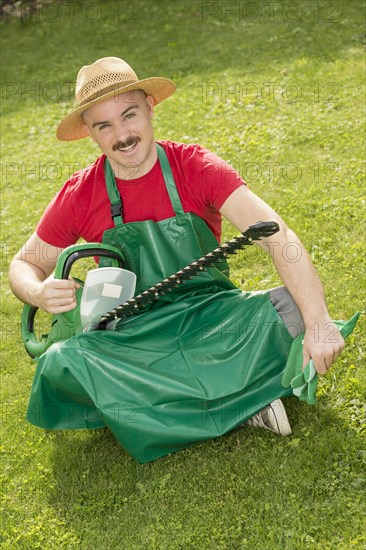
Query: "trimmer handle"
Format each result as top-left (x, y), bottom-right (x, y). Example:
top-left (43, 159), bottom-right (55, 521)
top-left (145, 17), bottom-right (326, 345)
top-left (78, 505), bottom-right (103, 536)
top-left (54, 242), bottom-right (126, 279)
top-left (22, 243), bottom-right (125, 360)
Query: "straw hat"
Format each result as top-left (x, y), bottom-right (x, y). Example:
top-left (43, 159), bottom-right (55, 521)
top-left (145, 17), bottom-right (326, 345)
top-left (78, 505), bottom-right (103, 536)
top-left (56, 57), bottom-right (176, 141)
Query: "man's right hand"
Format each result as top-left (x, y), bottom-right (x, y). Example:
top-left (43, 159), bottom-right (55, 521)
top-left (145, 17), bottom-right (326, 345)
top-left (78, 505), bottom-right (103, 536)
top-left (9, 233), bottom-right (80, 313)
top-left (33, 275), bottom-right (81, 314)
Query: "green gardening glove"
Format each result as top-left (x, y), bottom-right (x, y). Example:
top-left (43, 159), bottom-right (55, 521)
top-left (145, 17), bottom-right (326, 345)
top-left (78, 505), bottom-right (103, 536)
top-left (282, 312), bottom-right (360, 405)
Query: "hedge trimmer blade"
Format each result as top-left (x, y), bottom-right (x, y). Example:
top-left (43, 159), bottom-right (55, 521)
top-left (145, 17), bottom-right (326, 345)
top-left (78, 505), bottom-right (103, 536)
top-left (97, 221), bottom-right (279, 329)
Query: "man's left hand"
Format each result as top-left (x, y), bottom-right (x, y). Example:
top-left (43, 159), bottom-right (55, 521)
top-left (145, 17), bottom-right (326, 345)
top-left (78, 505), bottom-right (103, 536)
top-left (302, 321), bottom-right (345, 375)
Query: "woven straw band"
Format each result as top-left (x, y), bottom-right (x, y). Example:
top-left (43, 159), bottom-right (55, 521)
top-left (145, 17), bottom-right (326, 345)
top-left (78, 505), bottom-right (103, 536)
top-left (79, 79), bottom-right (137, 105)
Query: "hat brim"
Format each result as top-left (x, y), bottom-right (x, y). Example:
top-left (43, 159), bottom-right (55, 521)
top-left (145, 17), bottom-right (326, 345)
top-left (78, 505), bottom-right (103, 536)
top-left (56, 77), bottom-right (176, 141)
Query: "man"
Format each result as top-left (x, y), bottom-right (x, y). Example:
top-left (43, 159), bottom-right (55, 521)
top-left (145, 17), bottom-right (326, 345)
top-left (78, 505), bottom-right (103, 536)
top-left (9, 57), bottom-right (346, 463)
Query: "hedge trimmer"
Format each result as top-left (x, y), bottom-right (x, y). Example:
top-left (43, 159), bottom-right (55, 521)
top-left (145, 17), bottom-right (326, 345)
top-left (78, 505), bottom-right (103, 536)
top-left (21, 221), bottom-right (279, 360)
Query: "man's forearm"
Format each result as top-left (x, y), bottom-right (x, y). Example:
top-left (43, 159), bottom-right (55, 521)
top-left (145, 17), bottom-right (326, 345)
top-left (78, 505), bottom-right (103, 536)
top-left (265, 227), bottom-right (331, 327)
top-left (9, 259), bottom-right (47, 306)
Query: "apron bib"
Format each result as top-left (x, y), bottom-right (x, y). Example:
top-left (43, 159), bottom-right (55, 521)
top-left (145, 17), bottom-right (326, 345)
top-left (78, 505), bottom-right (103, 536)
top-left (27, 144), bottom-right (295, 463)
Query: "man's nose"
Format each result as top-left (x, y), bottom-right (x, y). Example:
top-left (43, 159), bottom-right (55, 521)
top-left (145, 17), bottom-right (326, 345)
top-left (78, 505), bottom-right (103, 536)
top-left (113, 121), bottom-right (131, 143)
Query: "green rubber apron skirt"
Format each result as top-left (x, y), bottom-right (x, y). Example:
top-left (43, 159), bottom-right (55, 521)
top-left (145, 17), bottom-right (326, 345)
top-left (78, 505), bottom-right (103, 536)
top-left (26, 144), bottom-right (295, 463)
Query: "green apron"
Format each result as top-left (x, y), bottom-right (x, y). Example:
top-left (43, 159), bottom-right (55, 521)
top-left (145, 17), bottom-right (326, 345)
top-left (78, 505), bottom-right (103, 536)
top-left (26, 143), bottom-right (296, 463)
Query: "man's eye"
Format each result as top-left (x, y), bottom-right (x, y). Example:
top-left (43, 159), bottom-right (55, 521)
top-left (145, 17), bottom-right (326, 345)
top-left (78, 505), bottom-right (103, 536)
top-left (125, 113), bottom-right (136, 120)
top-left (99, 124), bottom-right (110, 130)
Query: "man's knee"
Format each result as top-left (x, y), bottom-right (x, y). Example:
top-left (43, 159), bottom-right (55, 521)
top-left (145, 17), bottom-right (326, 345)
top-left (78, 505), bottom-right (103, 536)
top-left (269, 286), bottom-right (305, 338)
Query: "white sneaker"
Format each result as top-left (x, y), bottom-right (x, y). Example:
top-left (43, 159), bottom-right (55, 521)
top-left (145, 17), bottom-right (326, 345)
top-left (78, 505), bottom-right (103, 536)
top-left (245, 399), bottom-right (292, 436)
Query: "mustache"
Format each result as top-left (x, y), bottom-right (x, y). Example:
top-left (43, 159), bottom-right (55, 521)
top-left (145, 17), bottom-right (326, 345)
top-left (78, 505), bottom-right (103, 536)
top-left (112, 136), bottom-right (141, 151)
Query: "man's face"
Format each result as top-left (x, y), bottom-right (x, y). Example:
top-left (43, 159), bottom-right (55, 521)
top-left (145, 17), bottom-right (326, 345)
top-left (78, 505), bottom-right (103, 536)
top-left (82, 89), bottom-right (155, 179)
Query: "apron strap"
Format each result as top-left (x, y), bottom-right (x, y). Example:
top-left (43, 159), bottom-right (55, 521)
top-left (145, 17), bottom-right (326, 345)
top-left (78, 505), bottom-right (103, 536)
top-left (104, 142), bottom-right (184, 227)
top-left (156, 143), bottom-right (184, 215)
top-left (104, 156), bottom-right (123, 227)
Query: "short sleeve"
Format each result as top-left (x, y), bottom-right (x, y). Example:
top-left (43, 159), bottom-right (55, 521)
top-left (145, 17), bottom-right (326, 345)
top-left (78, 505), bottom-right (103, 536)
top-left (36, 176), bottom-right (81, 247)
top-left (181, 144), bottom-right (246, 210)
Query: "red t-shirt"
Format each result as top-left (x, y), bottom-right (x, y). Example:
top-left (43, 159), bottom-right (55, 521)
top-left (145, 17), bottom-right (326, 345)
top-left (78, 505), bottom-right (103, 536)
top-left (36, 140), bottom-right (245, 247)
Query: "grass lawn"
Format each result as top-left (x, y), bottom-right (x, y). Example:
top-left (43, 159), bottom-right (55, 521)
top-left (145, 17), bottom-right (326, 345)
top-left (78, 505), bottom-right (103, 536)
top-left (1, 0), bottom-right (365, 548)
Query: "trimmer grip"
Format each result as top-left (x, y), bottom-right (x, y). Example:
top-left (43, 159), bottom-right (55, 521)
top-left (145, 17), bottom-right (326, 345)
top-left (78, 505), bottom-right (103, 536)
top-left (54, 243), bottom-right (126, 279)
